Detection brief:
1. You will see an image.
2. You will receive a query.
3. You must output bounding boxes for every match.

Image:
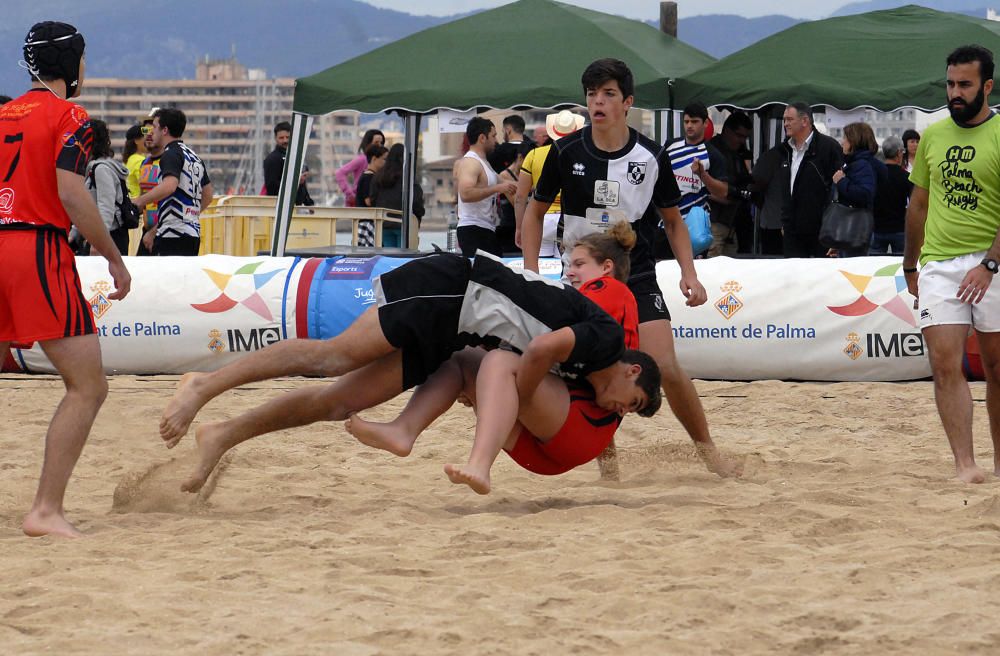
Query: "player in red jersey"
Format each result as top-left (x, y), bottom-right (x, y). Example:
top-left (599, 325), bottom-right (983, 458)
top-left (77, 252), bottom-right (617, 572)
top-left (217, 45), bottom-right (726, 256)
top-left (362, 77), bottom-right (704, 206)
top-left (0, 22), bottom-right (131, 537)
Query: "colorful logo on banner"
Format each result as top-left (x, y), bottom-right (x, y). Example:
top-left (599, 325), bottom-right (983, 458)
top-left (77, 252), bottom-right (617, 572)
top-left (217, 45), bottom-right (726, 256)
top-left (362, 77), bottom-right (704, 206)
top-left (323, 257), bottom-right (382, 281)
top-left (89, 280), bottom-right (113, 320)
top-left (827, 264), bottom-right (915, 327)
top-left (844, 332), bottom-right (864, 360)
top-left (191, 261), bottom-right (285, 321)
top-left (715, 281), bottom-right (744, 320)
top-left (207, 329), bottom-right (225, 354)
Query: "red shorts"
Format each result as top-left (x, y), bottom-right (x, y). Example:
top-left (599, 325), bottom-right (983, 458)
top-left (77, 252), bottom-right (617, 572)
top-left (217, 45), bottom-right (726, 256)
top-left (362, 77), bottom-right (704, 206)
top-left (0, 229), bottom-right (95, 343)
top-left (504, 389), bottom-right (622, 476)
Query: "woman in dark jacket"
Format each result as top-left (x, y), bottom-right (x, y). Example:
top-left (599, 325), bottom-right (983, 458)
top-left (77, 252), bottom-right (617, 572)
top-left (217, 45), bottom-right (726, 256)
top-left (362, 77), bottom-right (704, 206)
top-left (830, 122), bottom-right (883, 257)
top-left (369, 143), bottom-right (425, 248)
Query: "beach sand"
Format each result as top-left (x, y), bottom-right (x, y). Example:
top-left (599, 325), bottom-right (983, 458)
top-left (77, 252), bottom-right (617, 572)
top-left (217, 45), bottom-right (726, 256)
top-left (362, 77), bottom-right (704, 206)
top-left (2, 374), bottom-right (999, 654)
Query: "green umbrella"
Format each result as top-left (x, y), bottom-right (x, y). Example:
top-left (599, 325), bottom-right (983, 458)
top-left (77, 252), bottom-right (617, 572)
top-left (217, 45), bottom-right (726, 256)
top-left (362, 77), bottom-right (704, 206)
top-left (672, 5), bottom-right (1000, 111)
top-left (292, 0), bottom-right (714, 114)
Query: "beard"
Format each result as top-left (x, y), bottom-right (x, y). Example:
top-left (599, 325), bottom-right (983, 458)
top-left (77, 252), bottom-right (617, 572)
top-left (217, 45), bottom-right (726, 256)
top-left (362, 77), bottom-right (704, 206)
top-left (949, 86), bottom-right (986, 123)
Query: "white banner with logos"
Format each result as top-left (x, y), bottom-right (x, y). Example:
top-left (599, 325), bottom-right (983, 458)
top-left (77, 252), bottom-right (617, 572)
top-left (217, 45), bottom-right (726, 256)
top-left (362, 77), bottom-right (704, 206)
top-left (657, 256), bottom-right (932, 381)
top-left (11, 255), bottom-right (304, 375)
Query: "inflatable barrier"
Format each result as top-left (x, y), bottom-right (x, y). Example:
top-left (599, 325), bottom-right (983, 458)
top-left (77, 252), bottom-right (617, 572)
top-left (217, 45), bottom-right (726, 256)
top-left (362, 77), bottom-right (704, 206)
top-left (1, 254), bottom-right (982, 382)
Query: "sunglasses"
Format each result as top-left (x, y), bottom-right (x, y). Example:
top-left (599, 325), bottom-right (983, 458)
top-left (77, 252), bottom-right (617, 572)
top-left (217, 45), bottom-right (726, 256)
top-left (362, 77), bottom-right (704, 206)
top-left (140, 125), bottom-right (153, 135)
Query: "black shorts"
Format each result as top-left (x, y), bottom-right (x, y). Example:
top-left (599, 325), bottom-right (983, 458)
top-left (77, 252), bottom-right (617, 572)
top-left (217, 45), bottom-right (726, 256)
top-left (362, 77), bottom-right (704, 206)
top-left (628, 275), bottom-right (671, 324)
top-left (155, 234), bottom-right (200, 256)
top-left (374, 253), bottom-right (472, 390)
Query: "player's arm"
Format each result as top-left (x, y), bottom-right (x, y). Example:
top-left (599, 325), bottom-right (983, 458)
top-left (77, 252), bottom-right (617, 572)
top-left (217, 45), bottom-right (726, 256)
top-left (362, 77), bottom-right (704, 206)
top-left (200, 182), bottom-right (214, 213)
top-left (133, 174), bottom-right (178, 208)
top-left (691, 158), bottom-right (728, 201)
top-left (515, 327), bottom-right (575, 407)
top-left (658, 205), bottom-right (707, 306)
top-left (457, 158), bottom-right (513, 203)
top-left (513, 169), bottom-right (533, 247)
top-left (57, 169), bottom-right (131, 300)
top-left (902, 185), bottom-right (928, 298)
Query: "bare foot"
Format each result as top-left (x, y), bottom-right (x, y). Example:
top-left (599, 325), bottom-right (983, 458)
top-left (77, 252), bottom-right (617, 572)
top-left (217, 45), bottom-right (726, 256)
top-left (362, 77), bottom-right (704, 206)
top-left (344, 414), bottom-right (414, 456)
top-left (22, 510), bottom-right (83, 538)
top-left (160, 373), bottom-right (207, 448)
top-left (444, 463), bottom-right (491, 495)
top-left (181, 423), bottom-right (234, 493)
top-left (957, 464), bottom-right (987, 484)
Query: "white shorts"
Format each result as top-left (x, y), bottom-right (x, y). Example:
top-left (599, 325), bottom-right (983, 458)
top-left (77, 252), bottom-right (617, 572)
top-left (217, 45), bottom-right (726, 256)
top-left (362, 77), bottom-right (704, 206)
top-left (540, 212), bottom-right (559, 258)
top-left (918, 251), bottom-right (1000, 332)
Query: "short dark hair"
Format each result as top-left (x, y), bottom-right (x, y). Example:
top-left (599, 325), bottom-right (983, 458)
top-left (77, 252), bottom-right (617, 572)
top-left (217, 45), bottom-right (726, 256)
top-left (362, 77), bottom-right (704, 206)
top-left (901, 128), bottom-right (920, 144)
top-left (581, 58), bottom-right (634, 99)
top-left (947, 44), bottom-right (994, 83)
top-left (153, 107), bottom-right (186, 138)
top-left (620, 349), bottom-right (662, 418)
top-left (723, 111), bottom-right (752, 133)
top-left (0, 95), bottom-right (11, 106)
top-left (788, 101), bottom-right (813, 123)
top-left (502, 115), bottom-right (525, 132)
top-left (466, 116), bottom-right (494, 144)
top-left (274, 121), bottom-right (292, 135)
top-left (683, 102), bottom-right (709, 121)
top-left (364, 144), bottom-right (388, 162)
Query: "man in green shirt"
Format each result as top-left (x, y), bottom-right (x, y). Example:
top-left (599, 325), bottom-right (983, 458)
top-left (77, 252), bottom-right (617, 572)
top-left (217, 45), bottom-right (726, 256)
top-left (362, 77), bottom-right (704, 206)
top-left (904, 45), bottom-right (1000, 484)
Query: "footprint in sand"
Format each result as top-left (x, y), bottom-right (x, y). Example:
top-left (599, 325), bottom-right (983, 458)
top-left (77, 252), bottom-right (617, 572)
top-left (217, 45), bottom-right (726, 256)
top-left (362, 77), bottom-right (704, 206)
top-left (111, 452), bottom-right (231, 514)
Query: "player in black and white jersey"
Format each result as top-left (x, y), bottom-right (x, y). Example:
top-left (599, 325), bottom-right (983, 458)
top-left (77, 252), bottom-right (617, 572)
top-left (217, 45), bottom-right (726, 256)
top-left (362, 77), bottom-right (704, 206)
top-left (521, 58), bottom-right (742, 479)
top-left (133, 107), bottom-right (212, 255)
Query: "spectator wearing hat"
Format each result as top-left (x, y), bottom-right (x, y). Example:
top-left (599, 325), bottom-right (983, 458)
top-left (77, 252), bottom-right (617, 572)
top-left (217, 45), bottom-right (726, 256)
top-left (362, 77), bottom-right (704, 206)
top-left (515, 110), bottom-right (584, 257)
top-left (870, 134), bottom-right (912, 255)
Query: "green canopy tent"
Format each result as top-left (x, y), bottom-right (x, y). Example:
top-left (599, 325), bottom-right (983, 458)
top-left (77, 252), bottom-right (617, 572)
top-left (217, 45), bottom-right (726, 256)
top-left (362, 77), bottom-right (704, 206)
top-left (672, 5), bottom-right (1000, 112)
top-left (271, 0), bottom-right (715, 255)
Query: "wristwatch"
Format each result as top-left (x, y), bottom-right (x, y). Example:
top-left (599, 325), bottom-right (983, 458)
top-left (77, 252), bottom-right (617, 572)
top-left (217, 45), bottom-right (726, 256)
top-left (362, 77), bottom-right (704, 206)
top-left (982, 258), bottom-right (999, 274)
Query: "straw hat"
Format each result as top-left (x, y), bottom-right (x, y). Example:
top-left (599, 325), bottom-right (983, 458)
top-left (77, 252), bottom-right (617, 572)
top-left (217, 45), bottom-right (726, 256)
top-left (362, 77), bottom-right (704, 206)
top-left (545, 110), bottom-right (585, 141)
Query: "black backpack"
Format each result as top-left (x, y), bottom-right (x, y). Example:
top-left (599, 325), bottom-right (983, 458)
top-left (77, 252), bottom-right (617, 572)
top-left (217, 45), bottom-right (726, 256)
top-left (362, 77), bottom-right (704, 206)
top-left (88, 162), bottom-right (141, 230)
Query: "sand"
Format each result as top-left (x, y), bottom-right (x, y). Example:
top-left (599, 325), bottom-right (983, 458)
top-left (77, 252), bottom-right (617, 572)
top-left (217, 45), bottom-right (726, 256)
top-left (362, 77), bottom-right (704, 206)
top-left (2, 373), bottom-right (999, 655)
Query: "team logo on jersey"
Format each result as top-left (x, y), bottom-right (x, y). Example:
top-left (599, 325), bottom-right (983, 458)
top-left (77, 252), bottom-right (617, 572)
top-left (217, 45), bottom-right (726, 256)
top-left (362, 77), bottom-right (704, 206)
top-left (62, 132), bottom-right (78, 148)
top-left (572, 162), bottom-right (586, 176)
top-left (714, 281), bottom-right (744, 320)
top-left (843, 332), bottom-right (863, 361)
top-left (88, 281), bottom-right (113, 320)
top-left (627, 161), bottom-right (647, 185)
top-left (0, 188), bottom-right (14, 213)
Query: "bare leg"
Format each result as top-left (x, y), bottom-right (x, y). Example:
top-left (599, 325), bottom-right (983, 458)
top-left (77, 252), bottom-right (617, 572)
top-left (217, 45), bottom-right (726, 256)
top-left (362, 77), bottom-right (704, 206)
top-left (22, 335), bottom-right (108, 538)
top-left (160, 307), bottom-right (393, 446)
top-left (444, 350), bottom-right (569, 494)
top-left (346, 349), bottom-right (484, 456)
top-left (924, 324), bottom-right (985, 483)
top-left (182, 351), bottom-right (405, 492)
top-left (975, 331), bottom-right (1000, 476)
top-left (639, 319), bottom-right (742, 478)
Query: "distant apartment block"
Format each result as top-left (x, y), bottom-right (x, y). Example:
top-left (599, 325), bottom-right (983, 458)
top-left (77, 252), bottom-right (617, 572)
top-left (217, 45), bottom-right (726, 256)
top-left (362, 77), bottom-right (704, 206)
top-left (75, 57), bottom-right (363, 201)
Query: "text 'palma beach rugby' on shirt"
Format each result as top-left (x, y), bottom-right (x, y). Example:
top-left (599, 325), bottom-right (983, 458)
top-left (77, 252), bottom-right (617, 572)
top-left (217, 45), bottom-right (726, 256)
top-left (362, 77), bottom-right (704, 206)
top-left (155, 139), bottom-right (210, 240)
top-left (0, 89), bottom-right (92, 231)
top-left (533, 125), bottom-right (681, 282)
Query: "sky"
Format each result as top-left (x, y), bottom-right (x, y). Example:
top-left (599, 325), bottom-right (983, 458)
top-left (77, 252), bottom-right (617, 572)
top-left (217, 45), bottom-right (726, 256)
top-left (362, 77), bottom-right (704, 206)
top-left (366, 0), bottom-right (834, 20)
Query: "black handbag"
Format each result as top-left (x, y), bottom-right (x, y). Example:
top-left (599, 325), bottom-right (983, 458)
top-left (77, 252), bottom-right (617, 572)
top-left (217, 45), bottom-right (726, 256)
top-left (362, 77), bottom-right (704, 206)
top-left (818, 186), bottom-right (873, 251)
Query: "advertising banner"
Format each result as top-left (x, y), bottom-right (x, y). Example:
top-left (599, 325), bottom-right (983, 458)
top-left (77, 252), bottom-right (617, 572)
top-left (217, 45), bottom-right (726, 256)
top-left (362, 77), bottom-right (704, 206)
top-left (657, 257), bottom-right (932, 381)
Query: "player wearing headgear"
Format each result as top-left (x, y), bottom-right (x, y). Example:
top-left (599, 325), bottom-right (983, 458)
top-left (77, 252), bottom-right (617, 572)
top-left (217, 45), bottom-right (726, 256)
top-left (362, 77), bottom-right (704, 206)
top-left (0, 21), bottom-right (131, 538)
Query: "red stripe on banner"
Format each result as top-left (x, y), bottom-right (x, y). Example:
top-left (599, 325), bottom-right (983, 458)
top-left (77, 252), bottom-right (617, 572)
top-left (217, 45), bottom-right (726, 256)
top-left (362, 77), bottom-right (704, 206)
top-left (295, 258), bottom-right (323, 339)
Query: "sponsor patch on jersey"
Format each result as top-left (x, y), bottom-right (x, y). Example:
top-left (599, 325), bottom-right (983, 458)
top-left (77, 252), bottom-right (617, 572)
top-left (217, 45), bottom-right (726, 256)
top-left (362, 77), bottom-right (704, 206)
top-left (627, 161), bottom-right (647, 185)
top-left (593, 180), bottom-right (620, 206)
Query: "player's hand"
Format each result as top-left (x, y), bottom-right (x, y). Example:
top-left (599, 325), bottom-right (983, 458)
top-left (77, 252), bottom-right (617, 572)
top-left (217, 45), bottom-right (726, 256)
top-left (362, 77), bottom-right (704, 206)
top-left (107, 258), bottom-right (132, 301)
top-left (141, 228), bottom-right (155, 251)
top-left (514, 228), bottom-right (522, 248)
top-left (691, 158), bottom-right (704, 177)
top-left (680, 275), bottom-right (707, 307)
top-left (904, 268), bottom-right (919, 308)
top-left (498, 181), bottom-right (517, 196)
top-left (958, 265), bottom-right (994, 305)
